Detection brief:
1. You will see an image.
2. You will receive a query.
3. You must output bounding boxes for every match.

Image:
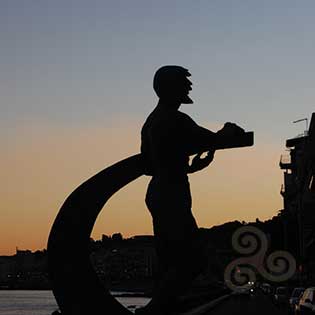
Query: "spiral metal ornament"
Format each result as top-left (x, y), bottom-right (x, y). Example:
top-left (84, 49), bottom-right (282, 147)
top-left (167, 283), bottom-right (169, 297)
top-left (224, 226), bottom-right (296, 292)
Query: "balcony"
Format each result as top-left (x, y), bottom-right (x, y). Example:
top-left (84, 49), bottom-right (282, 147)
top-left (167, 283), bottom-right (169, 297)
top-left (286, 135), bottom-right (308, 148)
top-left (279, 154), bottom-right (292, 170)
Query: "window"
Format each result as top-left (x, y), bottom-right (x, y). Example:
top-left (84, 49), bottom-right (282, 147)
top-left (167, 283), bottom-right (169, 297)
top-left (292, 288), bottom-right (304, 298)
top-left (302, 289), bottom-right (314, 303)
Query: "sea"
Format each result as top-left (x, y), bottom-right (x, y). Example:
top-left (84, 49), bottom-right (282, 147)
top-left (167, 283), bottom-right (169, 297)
top-left (0, 290), bottom-right (150, 315)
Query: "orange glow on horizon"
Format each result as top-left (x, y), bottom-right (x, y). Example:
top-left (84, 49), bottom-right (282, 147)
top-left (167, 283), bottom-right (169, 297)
top-left (1, 118), bottom-right (283, 255)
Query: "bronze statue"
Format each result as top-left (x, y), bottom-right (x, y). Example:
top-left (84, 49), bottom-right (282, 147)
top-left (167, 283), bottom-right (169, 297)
top-left (138, 65), bottom-right (250, 314)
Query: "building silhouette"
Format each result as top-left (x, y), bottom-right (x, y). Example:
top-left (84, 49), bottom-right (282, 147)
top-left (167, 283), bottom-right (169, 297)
top-left (279, 112), bottom-right (315, 284)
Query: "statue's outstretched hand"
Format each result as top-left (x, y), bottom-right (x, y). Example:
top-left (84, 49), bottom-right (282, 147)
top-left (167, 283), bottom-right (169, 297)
top-left (188, 150), bottom-right (215, 173)
top-left (218, 122), bottom-right (245, 137)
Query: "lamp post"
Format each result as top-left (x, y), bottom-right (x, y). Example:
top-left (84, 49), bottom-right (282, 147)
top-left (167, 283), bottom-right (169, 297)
top-left (293, 118), bottom-right (308, 136)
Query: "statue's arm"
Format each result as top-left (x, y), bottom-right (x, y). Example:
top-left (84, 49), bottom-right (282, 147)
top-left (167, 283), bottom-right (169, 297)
top-left (182, 114), bottom-right (248, 155)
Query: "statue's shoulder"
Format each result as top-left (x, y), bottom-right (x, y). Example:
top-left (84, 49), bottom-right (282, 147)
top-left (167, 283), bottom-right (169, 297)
top-left (176, 111), bottom-right (198, 127)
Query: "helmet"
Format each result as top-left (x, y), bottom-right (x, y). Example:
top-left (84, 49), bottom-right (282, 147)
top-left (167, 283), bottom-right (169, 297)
top-left (153, 65), bottom-right (193, 104)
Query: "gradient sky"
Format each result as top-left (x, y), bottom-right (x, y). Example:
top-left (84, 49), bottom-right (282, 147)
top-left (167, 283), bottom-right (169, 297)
top-left (1, 1), bottom-right (315, 255)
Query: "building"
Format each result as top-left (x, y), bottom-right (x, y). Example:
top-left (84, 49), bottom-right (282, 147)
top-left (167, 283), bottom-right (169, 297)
top-left (279, 112), bottom-right (315, 283)
top-left (90, 235), bottom-right (156, 288)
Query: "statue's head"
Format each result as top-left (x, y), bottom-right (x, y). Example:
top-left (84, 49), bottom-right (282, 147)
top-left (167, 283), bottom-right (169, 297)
top-left (153, 65), bottom-right (193, 104)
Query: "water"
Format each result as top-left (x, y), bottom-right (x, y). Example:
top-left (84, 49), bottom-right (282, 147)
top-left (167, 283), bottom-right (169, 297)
top-left (0, 290), bottom-right (150, 315)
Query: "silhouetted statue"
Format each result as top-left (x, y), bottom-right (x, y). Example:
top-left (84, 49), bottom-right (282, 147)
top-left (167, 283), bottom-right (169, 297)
top-left (138, 65), bottom-right (251, 314)
top-left (47, 65), bottom-right (253, 315)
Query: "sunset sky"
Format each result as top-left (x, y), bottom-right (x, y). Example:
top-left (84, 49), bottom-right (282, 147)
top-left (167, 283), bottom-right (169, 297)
top-left (2, 1), bottom-right (315, 255)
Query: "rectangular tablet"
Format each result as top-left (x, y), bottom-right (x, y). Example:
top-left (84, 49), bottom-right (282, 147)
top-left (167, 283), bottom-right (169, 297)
top-left (215, 131), bottom-right (254, 150)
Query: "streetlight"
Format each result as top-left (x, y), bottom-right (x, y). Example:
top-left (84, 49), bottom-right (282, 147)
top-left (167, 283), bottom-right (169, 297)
top-left (293, 118), bottom-right (309, 136)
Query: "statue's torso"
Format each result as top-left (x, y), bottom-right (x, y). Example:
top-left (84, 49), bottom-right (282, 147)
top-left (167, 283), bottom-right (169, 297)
top-left (141, 106), bottom-right (192, 178)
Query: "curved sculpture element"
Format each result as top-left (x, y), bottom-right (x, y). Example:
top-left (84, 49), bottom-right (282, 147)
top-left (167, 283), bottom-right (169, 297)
top-left (47, 154), bottom-right (144, 315)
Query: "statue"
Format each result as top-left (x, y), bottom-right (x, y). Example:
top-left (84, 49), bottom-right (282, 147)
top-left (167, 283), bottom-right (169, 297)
top-left (137, 65), bottom-right (251, 314)
top-left (47, 65), bottom-right (253, 315)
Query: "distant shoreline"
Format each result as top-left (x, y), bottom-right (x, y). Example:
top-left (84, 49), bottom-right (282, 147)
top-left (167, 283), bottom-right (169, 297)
top-left (0, 288), bottom-right (151, 298)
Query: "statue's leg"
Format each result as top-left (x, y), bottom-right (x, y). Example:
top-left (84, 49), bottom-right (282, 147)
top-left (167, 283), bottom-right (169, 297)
top-left (142, 179), bottom-right (207, 313)
top-left (138, 217), bottom-right (206, 314)
top-left (136, 247), bottom-right (205, 315)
